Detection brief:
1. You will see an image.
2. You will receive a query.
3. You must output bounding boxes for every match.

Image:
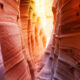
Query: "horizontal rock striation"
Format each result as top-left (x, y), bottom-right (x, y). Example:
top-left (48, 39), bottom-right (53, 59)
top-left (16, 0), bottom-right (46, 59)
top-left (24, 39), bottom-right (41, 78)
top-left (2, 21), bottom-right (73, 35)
top-left (36, 0), bottom-right (80, 80)
top-left (0, 0), bottom-right (32, 80)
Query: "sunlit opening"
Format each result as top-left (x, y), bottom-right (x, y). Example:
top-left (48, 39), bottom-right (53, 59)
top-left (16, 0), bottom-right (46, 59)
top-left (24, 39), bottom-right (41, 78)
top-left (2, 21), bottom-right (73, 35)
top-left (35, 0), bottom-right (53, 48)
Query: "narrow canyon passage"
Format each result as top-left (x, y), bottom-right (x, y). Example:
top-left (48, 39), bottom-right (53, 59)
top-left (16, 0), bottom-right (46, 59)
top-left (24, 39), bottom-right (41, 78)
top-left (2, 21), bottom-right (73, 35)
top-left (20, 0), bottom-right (53, 68)
top-left (0, 0), bottom-right (80, 80)
top-left (0, 0), bottom-right (53, 80)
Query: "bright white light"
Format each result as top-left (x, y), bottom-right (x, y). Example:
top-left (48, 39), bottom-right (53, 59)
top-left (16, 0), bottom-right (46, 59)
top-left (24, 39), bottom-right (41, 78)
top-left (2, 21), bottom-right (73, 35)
top-left (46, 37), bottom-right (50, 48)
top-left (35, 0), bottom-right (53, 48)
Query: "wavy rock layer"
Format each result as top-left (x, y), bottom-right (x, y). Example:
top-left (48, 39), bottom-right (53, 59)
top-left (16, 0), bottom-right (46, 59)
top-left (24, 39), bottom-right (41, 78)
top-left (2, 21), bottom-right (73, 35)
top-left (37, 0), bottom-right (80, 80)
top-left (0, 0), bottom-right (46, 80)
top-left (0, 0), bottom-right (31, 80)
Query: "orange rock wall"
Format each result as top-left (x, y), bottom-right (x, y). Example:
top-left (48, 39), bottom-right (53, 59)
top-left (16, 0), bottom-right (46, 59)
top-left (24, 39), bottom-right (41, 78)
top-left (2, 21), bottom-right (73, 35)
top-left (0, 0), bottom-right (31, 80)
top-left (20, 0), bottom-right (47, 63)
top-left (0, 0), bottom-right (47, 80)
top-left (36, 0), bottom-right (80, 80)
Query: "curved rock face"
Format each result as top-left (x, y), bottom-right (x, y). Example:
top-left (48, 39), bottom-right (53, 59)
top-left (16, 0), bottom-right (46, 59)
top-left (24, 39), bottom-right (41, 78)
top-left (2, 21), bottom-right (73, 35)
top-left (1, 0), bottom-right (80, 80)
top-left (0, 45), bottom-right (5, 80)
top-left (0, 0), bottom-right (32, 80)
top-left (36, 0), bottom-right (80, 80)
top-left (0, 0), bottom-right (46, 80)
top-left (20, 0), bottom-right (47, 64)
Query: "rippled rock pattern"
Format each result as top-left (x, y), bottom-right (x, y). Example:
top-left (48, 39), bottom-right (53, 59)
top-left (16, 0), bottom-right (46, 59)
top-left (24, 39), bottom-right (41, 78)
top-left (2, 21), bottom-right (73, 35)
top-left (0, 0), bottom-right (46, 80)
top-left (37, 0), bottom-right (80, 80)
top-left (0, 0), bottom-right (32, 80)
top-left (1, 0), bottom-right (80, 80)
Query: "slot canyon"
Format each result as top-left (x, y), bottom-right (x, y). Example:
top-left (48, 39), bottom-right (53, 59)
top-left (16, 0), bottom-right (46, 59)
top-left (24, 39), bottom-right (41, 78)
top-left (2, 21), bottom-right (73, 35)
top-left (0, 0), bottom-right (80, 80)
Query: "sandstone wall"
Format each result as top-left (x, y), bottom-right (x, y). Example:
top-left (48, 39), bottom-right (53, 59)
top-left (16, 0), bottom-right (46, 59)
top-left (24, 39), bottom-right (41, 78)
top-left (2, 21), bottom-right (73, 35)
top-left (36, 0), bottom-right (80, 80)
top-left (0, 0), bottom-right (47, 80)
top-left (20, 0), bottom-right (47, 65)
top-left (0, 0), bottom-right (32, 80)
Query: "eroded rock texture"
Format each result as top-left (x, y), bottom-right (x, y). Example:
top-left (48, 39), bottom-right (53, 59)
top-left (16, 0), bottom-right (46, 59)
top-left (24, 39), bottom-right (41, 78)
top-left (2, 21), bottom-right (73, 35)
top-left (0, 45), bottom-right (5, 80)
top-left (0, 0), bottom-right (46, 80)
top-left (0, 0), bottom-right (31, 80)
top-left (20, 0), bottom-right (46, 65)
top-left (1, 0), bottom-right (80, 80)
top-left (36, 0), bottom-right (80, 80)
